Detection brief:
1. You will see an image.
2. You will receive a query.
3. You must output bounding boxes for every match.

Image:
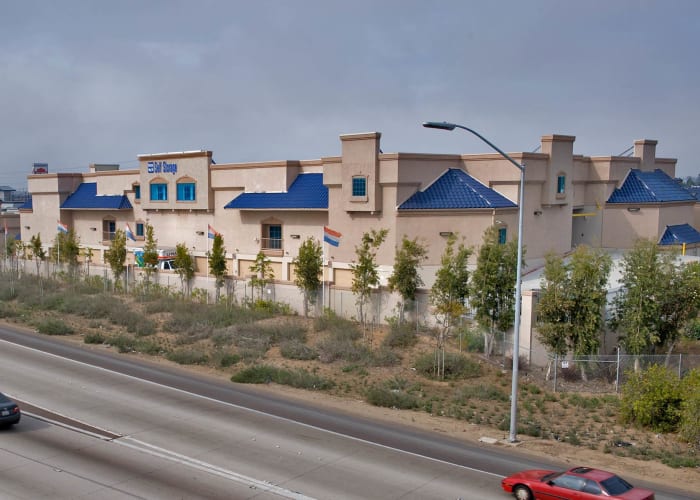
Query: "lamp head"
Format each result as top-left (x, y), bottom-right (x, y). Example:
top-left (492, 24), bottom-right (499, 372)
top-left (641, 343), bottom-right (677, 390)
top-left (423, 121), bottom-right (456, 131)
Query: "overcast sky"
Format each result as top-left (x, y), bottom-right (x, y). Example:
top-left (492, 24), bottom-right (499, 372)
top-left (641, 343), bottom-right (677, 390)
top-left (1, 0), bottom-right (698, 190)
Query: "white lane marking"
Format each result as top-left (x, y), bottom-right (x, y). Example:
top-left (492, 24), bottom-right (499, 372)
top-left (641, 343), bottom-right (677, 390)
top-left (1, 338), bottom-right (505, 479)
top-left (117, 437), bottom-right (315, 500)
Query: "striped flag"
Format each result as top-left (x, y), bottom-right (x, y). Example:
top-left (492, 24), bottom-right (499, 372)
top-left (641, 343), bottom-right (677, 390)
top-left (57, 220), bottom-right (68, 233)
top-left (208, 224), bottom-right (220, 239)
top-left (125, 223), bottom-right (136, 241)
top-left (323, 226), bottom-right (341, 247)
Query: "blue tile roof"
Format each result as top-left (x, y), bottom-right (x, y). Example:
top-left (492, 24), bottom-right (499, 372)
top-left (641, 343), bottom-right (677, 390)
top-left (398, 168), bottom-right (517, 210)
top-left (607, 169), bottom-right (696, 204)
top-left (19, 197), bottom-right (32, 210)
top-left (61, 183), bottom-right (132, 210)
top-left (224, 173), bottom-right (328, 209)
top-left (659, 223), bottom-right (700, 246)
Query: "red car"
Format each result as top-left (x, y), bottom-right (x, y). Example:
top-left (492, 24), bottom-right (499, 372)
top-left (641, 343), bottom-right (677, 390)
top-left (502, 466), bottom-right (655, 500)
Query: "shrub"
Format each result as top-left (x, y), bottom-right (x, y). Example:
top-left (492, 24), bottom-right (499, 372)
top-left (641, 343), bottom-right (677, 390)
top-left (314, 312), bottom-right (362, 341)
top-left (215, 352), bottom-right (241, 368)
top-left (280, 340), bottom-right (318, 360)
top-left (366, 386), bottom-right (419, 409)
top-left (315, 337), bottom-right (371, 364)
top-left (369, 347), bottom-right (401, 367)
top-left (107, 334), bottom-right (137, 353)
top-left (679, 368), bottom-right (700, 444)
top-left (414, 352), bottom-right (482, 380)
top-left (232, 365), bottom-right (334, 390)
top-left (382, 321), bottom-right (418, 348)
top-left (166, 349), bottom-right (209, 365)
top-left (84, 332), bottom-right (106, 344)
top-left (453, 384), bottom-right (509, 403)
top-left (36, 318), bottom-right (74, 335)
top-left (620, 364), bottom-right (682, 433)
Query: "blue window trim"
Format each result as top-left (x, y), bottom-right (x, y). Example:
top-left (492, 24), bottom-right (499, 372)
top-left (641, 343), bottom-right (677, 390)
top-left (136, 222), bottom-right (144, 237)
top-left (352, 176), bottom-right (367, 197)
top-left (134, 184), bottom-right (141, 200)
top-left (557, 175), bottom-right (566, 194)
top-left (177, 182), bottom-right (196, 201)
top-left (498, 227), bottom-right (507, 245)
top-left (150, 183), bottom-right (168, 201)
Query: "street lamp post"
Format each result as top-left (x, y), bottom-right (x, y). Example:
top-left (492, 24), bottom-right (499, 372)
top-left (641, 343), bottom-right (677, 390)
top-left (423, 121), bottom-right (525, 443)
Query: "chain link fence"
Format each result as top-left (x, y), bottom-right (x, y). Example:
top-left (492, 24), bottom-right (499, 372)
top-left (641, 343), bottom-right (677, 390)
top-left (540, 353), bottom-right (700, 394)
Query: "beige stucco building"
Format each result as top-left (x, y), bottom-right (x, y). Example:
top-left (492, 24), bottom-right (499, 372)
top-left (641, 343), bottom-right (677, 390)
top-left (18, 131), bottom-right (700, 363)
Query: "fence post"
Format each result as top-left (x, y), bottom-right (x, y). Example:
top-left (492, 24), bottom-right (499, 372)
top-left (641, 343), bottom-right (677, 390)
top-left (679, 353), bottom-right (682, 379)
top-left (615, 348), bottom-right (621, 393)
top-left (553, 353), bottom-right (558, 393)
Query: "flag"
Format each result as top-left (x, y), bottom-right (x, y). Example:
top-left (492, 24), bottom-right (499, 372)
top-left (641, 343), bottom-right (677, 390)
top-left (57, 220), bottom-right (68, 233)
top-left (323, 226), bottom-right (341, 247)
top-left (208, 224), bottom-right (220, 239)
top-left (125, 223), bottom-right (136, 241)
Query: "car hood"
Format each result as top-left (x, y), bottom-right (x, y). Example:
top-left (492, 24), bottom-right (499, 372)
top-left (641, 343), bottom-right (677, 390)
top-left (508, 469), bottom-right (553, 481)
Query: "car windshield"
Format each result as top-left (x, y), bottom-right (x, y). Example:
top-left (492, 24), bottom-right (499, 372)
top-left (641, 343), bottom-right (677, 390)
top-left (600, 475), bottom-right (633, 495)
top-left (542, 472), bottom-right (562, 482)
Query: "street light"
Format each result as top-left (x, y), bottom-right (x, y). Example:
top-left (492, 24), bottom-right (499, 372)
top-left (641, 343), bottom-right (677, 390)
top-left (423, 121), bottom-right (525, 443)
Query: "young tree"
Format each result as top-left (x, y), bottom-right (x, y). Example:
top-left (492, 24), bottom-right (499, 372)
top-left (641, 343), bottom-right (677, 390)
top-left (293, 237), bottom-right (323, 317)
top-left (655, 260), bottom-right (700, 360)
top-left (141, 223), bottom-right (159, 286)
top-left (388, 236), bottom-right (428, 324)
top-left (104, 229), bottom-right (127, 290)
top-left (537, 246), bottom-right (612, 379)
top-left (208, 233), bottom-right (227, 302)
top-left (430, 234), bottom-right (472, 379)
top-left (351, 228), bottom-right (389, 333)
top-left (51, 228), bottom-right (80, 279)
top-left (175, 243), bottom-right (196, 297)
top-left (249, 251), bottom-right (274, 301)
top-left (29, 234), bottom-right (46, 277)
top-left (469, 226), bottom-right (519, 357)
top-left (610, 239), bottom-right (665, 362)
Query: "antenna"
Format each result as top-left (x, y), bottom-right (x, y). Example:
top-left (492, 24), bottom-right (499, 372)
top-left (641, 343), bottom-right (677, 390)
top-left (617, 146), bottom-right (634, 157)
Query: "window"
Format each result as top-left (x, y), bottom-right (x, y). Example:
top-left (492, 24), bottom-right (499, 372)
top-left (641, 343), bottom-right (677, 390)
top-left (557, 174), bottom-right (566, 194)
top-left (498, 227), bottom-right (507, 245)
top-left (136, 222), bottom-right (145, 238)
top-left (552, 474), bottom-right (585, 492)
top-left (176, 182), bottom-right (196, 201)
top-left (352, 176), bottom-right (367, 197)
top-left (133, 184), bottom-right (141, 200)
top-left (102, 219), bottom-right (116, 241)
top-left (150, 182), bottom-right (168, 201)
top-left (265, 224), bottom-right (282, 249)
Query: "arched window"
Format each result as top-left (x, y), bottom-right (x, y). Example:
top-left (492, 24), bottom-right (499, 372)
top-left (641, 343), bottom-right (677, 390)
top-left (176, 177), bottom-right (196, 202)
top-left (150, 178), bottom-right (168, 201)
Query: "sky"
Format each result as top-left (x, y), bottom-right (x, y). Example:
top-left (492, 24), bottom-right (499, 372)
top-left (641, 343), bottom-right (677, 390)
top-left (1, 0), bottom-right (698, 190)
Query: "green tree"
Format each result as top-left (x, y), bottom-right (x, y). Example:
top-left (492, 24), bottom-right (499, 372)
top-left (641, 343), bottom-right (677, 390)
top-left (293, 237), bottom-right (323, 317)
top-left (430, 234), bottom-right (472, 379)
top-left (29, 234), bottom-right (46, 277)
top-left (208, 233), bottom-right (227, 302)
top-left (249, 251), bottom-right (274, 301)
top-left (537, 245), bottom-right (611, 380)
top-left (351, 228), bottom-right (388, 333)
top-left (175, 243), bottom-right (196, 297)
top-left (656, 260), bottom-right (700, 359)
top-left (51, 228), bottom-right (80, 278)
top-left (141, 223), bottom-right (159, 286)
top-left (105, 229), bottom-right (127, 290)
top-left (609, 240), bottom-right (696, 366)
top-left (388, 236), bottom-right (427, 324)
top-left (470, 226), bottom-right (519, 357)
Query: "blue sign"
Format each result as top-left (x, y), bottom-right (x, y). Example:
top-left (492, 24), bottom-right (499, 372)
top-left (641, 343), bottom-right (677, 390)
top-left (147, 161), bottom-right (178, 175)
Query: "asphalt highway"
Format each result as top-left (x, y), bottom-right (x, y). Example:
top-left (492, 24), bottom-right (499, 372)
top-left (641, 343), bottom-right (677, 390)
top-left (0, 324), bottom-right (695, 499)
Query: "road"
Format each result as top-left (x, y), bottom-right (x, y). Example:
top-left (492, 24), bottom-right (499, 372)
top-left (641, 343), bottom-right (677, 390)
top-left (0, 325), bottom-right (695, 500)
